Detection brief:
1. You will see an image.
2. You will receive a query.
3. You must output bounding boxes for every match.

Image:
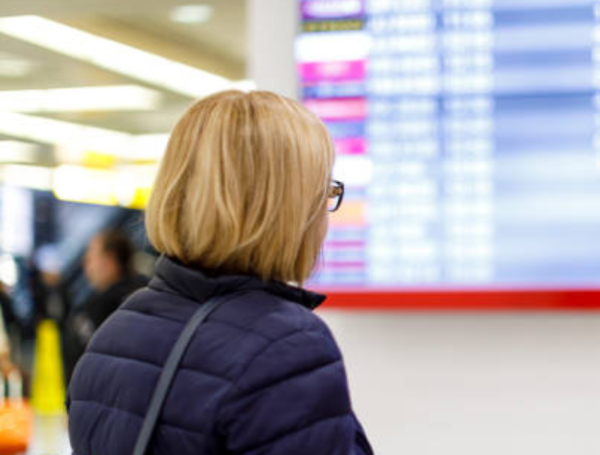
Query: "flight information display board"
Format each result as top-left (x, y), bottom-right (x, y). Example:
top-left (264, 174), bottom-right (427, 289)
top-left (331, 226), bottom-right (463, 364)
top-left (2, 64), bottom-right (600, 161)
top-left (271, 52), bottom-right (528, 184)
top-left (297, 0), bottom-right (600, 288)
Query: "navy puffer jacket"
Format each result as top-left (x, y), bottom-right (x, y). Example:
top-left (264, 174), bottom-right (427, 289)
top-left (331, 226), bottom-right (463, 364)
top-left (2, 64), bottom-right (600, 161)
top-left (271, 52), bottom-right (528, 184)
top-left (67, 256), bottom-right (373, 455)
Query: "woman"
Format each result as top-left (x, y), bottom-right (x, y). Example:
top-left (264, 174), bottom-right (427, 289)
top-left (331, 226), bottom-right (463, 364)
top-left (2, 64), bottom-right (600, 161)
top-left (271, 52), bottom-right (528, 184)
top-left (67, 91), bottom-right (373, 455)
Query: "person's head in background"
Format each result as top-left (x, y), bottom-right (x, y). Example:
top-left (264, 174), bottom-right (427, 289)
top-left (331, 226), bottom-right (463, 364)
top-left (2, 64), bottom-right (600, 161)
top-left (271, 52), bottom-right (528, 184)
top-left (84, 230), bottom-right (135, 292)
top-left (35, 243), bottom-right (63, 288)
top-left (146, 90), bottom-right (339, 285)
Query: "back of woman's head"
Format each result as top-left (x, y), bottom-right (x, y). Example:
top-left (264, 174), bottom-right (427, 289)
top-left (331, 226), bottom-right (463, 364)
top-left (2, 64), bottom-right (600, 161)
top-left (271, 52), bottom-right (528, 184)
top-left (146, 90), bottom-right (335, 284)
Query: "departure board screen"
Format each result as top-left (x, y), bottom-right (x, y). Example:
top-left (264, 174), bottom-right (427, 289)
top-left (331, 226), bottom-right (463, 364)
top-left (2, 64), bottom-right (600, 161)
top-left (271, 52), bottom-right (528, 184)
top-left (297, 0), bottom-right (600, 287)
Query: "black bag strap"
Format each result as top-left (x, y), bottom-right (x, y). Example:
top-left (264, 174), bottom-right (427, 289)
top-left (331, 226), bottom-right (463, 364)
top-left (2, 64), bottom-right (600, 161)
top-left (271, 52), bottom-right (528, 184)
top-left (132, 295), bottom-right (231, 455)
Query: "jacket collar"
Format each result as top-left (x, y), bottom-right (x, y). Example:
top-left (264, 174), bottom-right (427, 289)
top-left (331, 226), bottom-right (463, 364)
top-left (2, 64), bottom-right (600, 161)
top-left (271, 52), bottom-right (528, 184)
top-left (149, 256), bottom-right (326, 310)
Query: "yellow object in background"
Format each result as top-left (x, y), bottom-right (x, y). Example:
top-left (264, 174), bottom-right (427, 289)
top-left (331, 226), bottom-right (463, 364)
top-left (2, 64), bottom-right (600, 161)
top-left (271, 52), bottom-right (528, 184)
top-left (52, 164), bottom-right (156, 209)
top-left (82, 151), bottom-right (117, 169)
top-left (31, 320), bottom-right (66, 416)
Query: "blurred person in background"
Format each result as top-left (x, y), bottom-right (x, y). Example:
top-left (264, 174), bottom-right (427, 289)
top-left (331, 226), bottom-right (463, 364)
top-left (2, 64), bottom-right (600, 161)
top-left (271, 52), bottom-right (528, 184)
top-left (33, 244), bottom-right (67, 323)
top-left (67, 91), bottom-right (373, 455)
top-left (0, 282), bottom-right (16, 375)
top-left (63, 229), bottom-right (148, 381)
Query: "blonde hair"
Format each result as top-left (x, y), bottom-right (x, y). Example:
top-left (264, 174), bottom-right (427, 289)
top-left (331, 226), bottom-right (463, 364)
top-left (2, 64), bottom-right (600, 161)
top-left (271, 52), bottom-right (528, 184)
top-left (146, 90), bottom-right (335, 284)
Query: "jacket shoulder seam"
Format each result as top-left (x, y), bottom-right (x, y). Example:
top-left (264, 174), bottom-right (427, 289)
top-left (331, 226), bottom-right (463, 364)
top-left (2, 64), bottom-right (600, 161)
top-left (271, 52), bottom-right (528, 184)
top-left (234, 358), bottom-right (343, 399)
top-left (70, 398), bottom-right (210, 435)
top-left (119, 302), bottom-right (279, 342)
top-left (212, 325), bottom-right (328, 425)
top-left (83, 350), bottom-right (233, 382)
top-left (239, 411), bottom-right (352, 453)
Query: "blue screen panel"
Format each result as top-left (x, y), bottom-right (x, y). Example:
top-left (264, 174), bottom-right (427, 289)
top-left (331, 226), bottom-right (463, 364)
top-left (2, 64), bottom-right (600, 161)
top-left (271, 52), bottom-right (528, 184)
top-left (297, 0), bottom-right (600, 288)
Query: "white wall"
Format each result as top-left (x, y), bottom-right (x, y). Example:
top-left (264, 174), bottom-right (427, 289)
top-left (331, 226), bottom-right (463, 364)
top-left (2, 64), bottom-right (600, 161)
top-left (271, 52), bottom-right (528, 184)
top-left (321, 311), bottom-right (600, 455)
top-left (246, 3), bottom-right (600, 455)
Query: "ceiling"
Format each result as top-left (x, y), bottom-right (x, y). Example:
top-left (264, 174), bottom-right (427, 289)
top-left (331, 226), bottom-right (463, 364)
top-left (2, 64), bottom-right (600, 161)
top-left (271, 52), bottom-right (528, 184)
top-left (0, 0), bottom-right (247, 161)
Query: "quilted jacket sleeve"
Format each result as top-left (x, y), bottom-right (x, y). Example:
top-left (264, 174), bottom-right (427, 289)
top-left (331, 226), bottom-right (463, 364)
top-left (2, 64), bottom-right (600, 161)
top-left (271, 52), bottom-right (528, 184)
top-left (217, 323), bottom-right (374, 455)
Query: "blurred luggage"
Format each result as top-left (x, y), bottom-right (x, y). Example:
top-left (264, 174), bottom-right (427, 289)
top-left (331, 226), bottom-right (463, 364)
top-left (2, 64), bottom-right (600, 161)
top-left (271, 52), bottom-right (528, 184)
top-left (0, 371), bottom-right (32, 455)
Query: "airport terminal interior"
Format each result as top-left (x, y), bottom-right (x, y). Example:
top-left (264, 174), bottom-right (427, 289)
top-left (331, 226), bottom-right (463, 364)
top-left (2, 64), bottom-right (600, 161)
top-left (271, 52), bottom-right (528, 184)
top-left (0, 0), bottom-right (599, 454)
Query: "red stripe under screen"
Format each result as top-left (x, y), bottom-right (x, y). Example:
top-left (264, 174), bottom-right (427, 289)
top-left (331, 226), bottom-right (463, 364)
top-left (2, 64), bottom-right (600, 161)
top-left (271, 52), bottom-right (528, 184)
top-left (318, 289), bottom-right (600, 311)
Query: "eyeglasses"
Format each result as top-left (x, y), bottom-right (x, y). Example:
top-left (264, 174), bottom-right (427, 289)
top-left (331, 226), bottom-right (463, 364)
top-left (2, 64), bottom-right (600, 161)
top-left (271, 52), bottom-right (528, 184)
top-left (327, 179), bottom-right (344, 212)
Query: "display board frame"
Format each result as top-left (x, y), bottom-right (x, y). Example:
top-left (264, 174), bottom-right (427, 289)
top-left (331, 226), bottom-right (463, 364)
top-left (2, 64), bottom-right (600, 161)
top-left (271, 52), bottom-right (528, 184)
top-left (298, 0), bottom-right (600, 308)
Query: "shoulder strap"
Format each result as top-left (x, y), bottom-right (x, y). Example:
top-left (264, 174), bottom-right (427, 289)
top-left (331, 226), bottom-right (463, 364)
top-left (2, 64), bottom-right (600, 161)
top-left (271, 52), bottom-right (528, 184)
top-left (132, 295), bottom-right (231, 455)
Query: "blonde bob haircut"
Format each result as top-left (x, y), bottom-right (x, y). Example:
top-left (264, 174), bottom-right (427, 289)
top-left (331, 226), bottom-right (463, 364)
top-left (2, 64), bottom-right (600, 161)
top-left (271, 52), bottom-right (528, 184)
top-left (146, 90), bottom-right (335, 284)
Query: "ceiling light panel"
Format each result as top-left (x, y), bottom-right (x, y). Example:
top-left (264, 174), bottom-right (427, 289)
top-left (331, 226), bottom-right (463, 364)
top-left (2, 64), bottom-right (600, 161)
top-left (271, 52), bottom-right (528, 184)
top-left (0, 15), bottom-right (235, 98)
top-left (0, 164), bottom-right (53, 191)
top-left (0, 52), bottom-right (35, 77)
top-left (170, 5), bottom-right (214, 24)
top-left (0, 85), bottom-right (162, 113)
top-left (0, 111), bottom-right (133, 156)
top-left (0, 140), bottom-right (39, 163)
